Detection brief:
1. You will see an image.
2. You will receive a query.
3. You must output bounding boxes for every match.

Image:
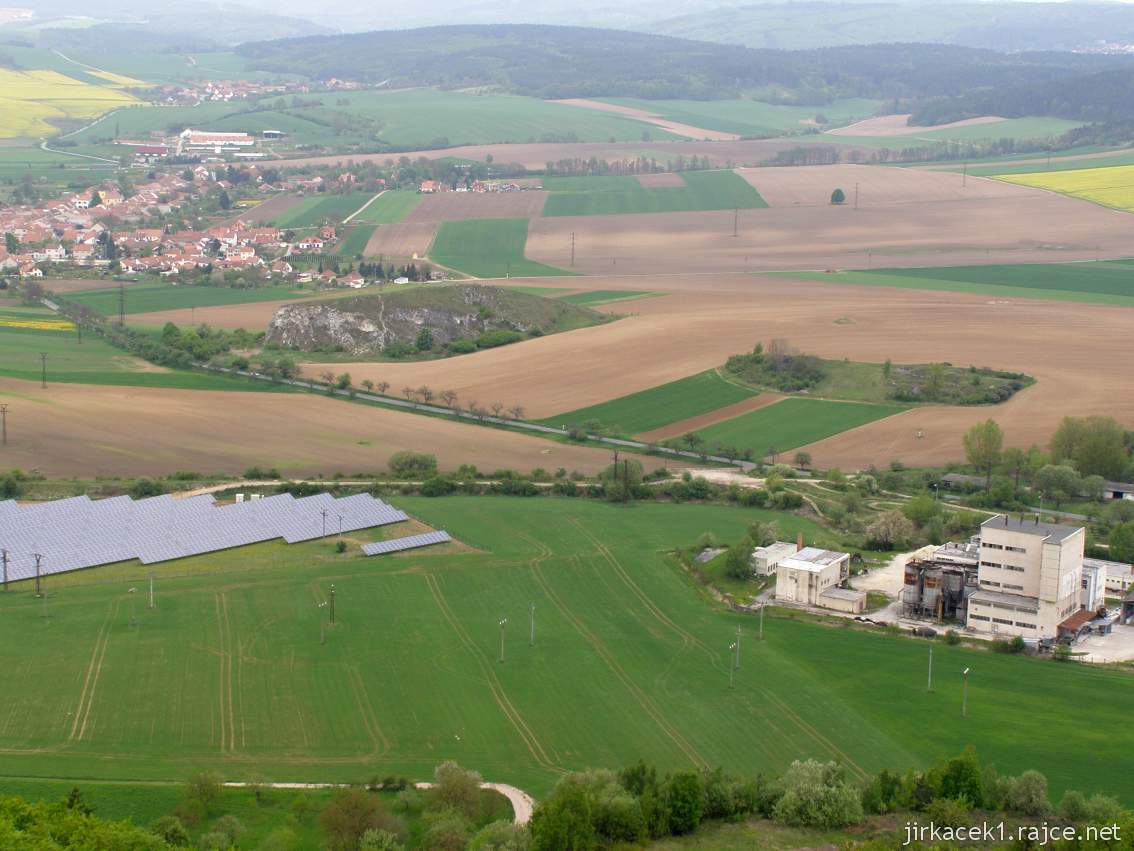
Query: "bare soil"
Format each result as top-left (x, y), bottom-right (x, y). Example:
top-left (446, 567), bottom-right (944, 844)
top-left (42, 278), bottom-right (130, 293)
top-left (0, 377), bottom-right (622, 477)
top-left (525, 190), bottom-right (1134, 274)
top-left (739, 164), bottom-right (1031, 208)
top-left (826, 114), bottom-right (1006, 137)
top-left (363, 222), bottom-right (439, 261)
top-left (233, 193), bottom-right (300, 224)
top-left (403, 192), bottom-right (548, 223)
top-left (553, 99), bottom-right (740, 141)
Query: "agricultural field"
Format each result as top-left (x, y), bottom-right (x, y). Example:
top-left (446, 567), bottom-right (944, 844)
top-left (66, 282), bottom-right (313, 317)
top-left (558, 289), bottom-right (660, 305)
top-left (540, 370), bottom-right (760, 435)
top-left (541, 170), bottom-right (767, 216)
top-left (598, 97), bottom-right (883, 138)
top-left (334, 224), bottom-right (378, 256)
top-left (773, 260), bottom-right (1134, 306)
top-left (0, 309), bottom-right (280, 391)
top-left (687, 397), bottom-right (905, 458)
top-left (348, 190), bottom-right (423, 224)
top-left (269, 191), bottom-right (374, 227)
top-left (429, 219), bottom-right (575, 278)
top-left (0, 67), bottom-right (140, 139)
top-left (997, 163), bottom-right (1134, 213)
top-left (824, 115), bottom-right (1085, 147)
top-left (0, 496), bottom-right (1129, 802)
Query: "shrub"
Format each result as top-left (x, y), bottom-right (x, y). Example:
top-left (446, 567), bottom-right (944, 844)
top-left (476, 329), bottom-right (524, 349)
top-left (448, 338), bottom-right (477, 354)
top-left (925, 796), bottom-right (970, 828)
top-left (151, 815), bottom-right (190, 846)
top-left (468, 820), bottom-right (531, 850)
top-left (421, 476), bottom-right (456, 497)
top-left (335, 540), bottom-right (347, 553)
top-left (130, 478), bottom-right (164, 499)
top-left (1002, 770), bottom-right (1051, 817)
top-left (772, 760), bottom-right (863, 829)
top-left (943, 629), bottom-right (961, 645)
top-left (388, 451), bottom-right (438, 478)
top-left (664, 771), bottom-right (704, 835)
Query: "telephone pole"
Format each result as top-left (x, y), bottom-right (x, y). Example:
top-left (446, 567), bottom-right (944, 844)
top-left (927, 646), bottom-right (933, 692)
top-left (329, 584), bottom-right (336, 624)
top-left (149, 573), bottom-right (155, 609)
top-left (0, 403), bottom-right (8, 445)
top-left (1, 548), bottom-right (8, 592)
top-left (34, 553), bottom-right (42, 597)
top-left (854, 182), bottom-right (860, 210)
top-left (729, 642), bottom-right (737, 688)
top-left (498, 617), bottom-right (508, 663)
top-left (962, 162), bottom-right (968, 188)
top-left (321, 508), bottom-right (328, 538)
top-left (40, 353), bottom-right (47, 388)
top-left (118, 281), bottom-right (126, 326)
top-left (732, 207), bottom-right (738, 237)
top-left (569, 231), bottom-right (576, 267)
top-left (735, 625), bottom-right (742, 670)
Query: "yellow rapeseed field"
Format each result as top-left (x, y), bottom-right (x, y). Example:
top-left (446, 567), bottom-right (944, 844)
top-left (0, 315), bottom-right (75, 332)
top-left (998, 164), bottom-right (1134, 213)
top-left (0, 69), bottom-right (139, 139)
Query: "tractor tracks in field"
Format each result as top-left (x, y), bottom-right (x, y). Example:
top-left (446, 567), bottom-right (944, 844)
top-left (70, 598), bottom-right (120, 743)
top-left (422, 571), bottom-right (562, 775)
top-left (214, 592), bottom-right (239, 754)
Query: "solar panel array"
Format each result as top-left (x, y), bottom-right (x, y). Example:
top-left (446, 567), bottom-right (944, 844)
top-left (0, 492), bottom-right (408, 582)
top-left (362, 531), bottom-right (452, 556)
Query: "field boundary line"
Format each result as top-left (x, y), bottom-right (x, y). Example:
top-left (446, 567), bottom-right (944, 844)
top-left (422, 572), bottom-right (562, 773)
top-left (525, 546), bottom-right (708, 769)
top-left (343, 190), bottom-right (387, 224)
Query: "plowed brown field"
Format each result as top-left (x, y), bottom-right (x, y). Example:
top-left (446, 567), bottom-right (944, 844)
top-left (637, 173), bottom-right (687, 188)
top-left (404, 192), bottom-right (547, 223)
top-left (0, 377), bottom-right (620, 477)
top-left (363, 222), bottom-right (438, 260)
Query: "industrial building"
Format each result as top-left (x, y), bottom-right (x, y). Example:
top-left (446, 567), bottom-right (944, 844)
top-left (966, 515), bottom-right (1087, 640)
top-left (751, 540), bottom-right (800, 576)
top-left (774, 546), bottom-right (865, 613)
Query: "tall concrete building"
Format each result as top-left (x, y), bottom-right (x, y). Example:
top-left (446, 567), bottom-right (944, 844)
top-left (966, 515), bottom-right (1086, 639)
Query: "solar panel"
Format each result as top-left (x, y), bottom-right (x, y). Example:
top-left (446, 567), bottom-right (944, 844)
top-left (0, 492), bottom-right (413, 578)
top-left (361, 531), bottom-right (452, 556)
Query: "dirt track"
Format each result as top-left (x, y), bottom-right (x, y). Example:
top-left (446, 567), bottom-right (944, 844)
top-left (0, 377), bottom-right (621, 477)
top-left (525, 190), bottom-right (1134, 274)
top-left (553, 99), bottom-right (740, 141)
top-left (638, 393), bottom-right (783, 441)
top-left (306, 272), bottom-right (1134, 470)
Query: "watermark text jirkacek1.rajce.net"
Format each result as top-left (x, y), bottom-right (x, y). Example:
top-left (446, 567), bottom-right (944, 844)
top-left (904, 821), bottom-right (1122, 846)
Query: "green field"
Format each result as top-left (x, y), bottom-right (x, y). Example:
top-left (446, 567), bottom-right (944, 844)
top-left (542, 170), bottom-right (767, 216)
top-left (68, 283), bottom-right (311, 316)
top-left (558, 289), bottom-right (659, 305)
top-left (271, 192), bottom-right (374, 227)
top-left (690, 398), bottom-right (903, 457)
top-left (334, 224), bottom-right (377, 256)
top-left (0, 318), bottom-right (284, 391)
top-left (541, 370), bottom-right (758, 435)
top-left (348, 190), bottom-right (423, 224)
top-left (962, 150), bottom-right (1134, 177)
top-left (600, 97), bottom-right (882, 138)
top-left (0, 496), bottom-right (1130, 806)
top-left (429, 219), bottom-right (575, 278)
top-left (824, 117), bottom-right (1085, 149)
top-left (772, 260), bottom-right (1134, 306)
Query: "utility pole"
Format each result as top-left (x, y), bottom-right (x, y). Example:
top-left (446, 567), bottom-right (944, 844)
top-left (927, 646), bottom-right (933, 692)
top-left (854, 182), bottom-right (859, 210)
top-left (729, 642), bottom-right (737, 688)
top-left (529, 602), bottom-right (535, 647)
top-left (569, 231), bottom-right (576, 267)
top-left (962, 162), bottom-right (968, 188)
top-left (735, 625), bottom-right (741, 670)
top-left (0, 403), bottom-right (8, 445)
top-left (329, 584), bottom-right (336, 625)
top-left (149, 573), bottom-right (155, 609)
top-left (498, 617), bottom-right (508, 663)
top-left (40, 353), bottom-right (47, 388)
top-left (321, 508), bottom-right (328, 538)
top-left (118, 281), bottom-right (125, 327)
top-left (34, 553), bottom-right (42, 597)
top-left (337, 514), bottom-right (343, 540)
top-left (1, 548), bottom-right (7, 592)
top-left (759, 603), bottom-right (764, 640)
top-left (732, 207), bottom-right (738, 237)
top-left (961, 667), bottom-right (970, 717)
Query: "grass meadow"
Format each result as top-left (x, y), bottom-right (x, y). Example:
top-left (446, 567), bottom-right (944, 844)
top-left (348, 190), bottom-right (423, 224)
top-left (334, 224), bottom-right (378, 256)
top-left (68, 282), bottom-right (311, 316)
top-left (998, 163), bottom-right (1134, 212)
top-left (269, 192), bottom-right (374, 227)
top-left (0, 496), bottom-right (1129, 805)
top-left (429, 219), bottom-right (575, 278)
top-left (773, 260), bottom-right (1134, 306)
top-left (541, 369), bottom-right (758, 435)
top-left (542, 170), bottom-right (767, 216)
top-left (0, 317), bottom-right (284, 391)
top-left (690, 397), bottom-right (903, 456)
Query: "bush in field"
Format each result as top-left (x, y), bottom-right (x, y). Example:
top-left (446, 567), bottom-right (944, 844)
top-left (772, 760), bottom-right (863, 828)
top-left (388, 451), bottom-right (438, 478)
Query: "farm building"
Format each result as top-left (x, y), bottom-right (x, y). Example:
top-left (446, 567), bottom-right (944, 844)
top-left (774, 546), bottom-right (863, 612)
top-left (966, 515), bottom-right (1086, 640)
top-left (1104, 481), bottom-right (1134, 501)
top-left (179, 129), bottom-right (256, 154)
top-left (751, 540), bottom-right (799, 576)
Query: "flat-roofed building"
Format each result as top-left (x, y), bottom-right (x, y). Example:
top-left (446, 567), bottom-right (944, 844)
top-left (751, 540), bottom-right (799, 576)
top-left (967, 515), bottom-right (1085, 639)
top-left (1084, 557), bottom-right (1134, 595)
top-left (775, 546), bottom-right (859, 610)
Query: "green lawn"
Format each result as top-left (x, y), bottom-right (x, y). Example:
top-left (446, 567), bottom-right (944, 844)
top-left (540, 369), bottom-right (758, 435)
top-left (541, 170), bottom-right (767, 216)
top-left (771, 260), bottom-right (1134, 306)
top-left (348, 190), bottom-right (423, 224)
top-left (0, 322), bottom-right (286, 391)
top-left (690, 397), bottom-right (904, 456)
top-left (68, 283), bottom-right (311, 316)
top-left (271, 192), bottom-right (374, 227)
top-left (429, 219), bottom-right (575, 278)
top-left (600, 97), bottom-right (882, 138)
top-left (0, 496), bottom-right (1130, 808)
top-left (334, 224), bottom-right (377, 256)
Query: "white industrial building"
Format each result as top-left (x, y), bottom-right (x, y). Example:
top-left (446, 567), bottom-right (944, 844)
top-left (774, 546), bottom-right (865, 613)
top-left (751, 540), bottom-right (800, 576)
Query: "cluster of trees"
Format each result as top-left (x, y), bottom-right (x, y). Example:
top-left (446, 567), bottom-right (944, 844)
top-left (724, 340), bottom-right (825, 393)
top-left (542, 155), bottom-right (715, 177)
top-left (354, 261), bottom-right (433, 281)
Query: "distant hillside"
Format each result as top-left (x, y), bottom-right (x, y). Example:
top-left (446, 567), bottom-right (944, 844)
top-left (265, 284), bottom-right (609, 356)
top-left (237, 24), bottom-right (1134, 107)
top-left (647, 1), bottom-right (1134, 53)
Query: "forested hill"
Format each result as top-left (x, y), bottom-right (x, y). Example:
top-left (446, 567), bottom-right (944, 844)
top-left (236, 25), bottom-right (1134, 103)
